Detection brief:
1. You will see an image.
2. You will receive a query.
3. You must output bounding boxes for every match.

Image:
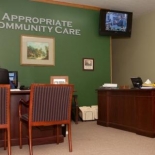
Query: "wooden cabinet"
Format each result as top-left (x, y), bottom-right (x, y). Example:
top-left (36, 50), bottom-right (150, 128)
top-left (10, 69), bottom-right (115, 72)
top-left (97, 89), bottom-right (155, 137)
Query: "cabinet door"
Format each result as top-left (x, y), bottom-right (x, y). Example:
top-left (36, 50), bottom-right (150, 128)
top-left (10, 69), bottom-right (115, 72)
top-left (135, 95), bottom-right (155, 132)
top-left (97, 91), bottom-right (109, 126)
top-left (109, 91), bottom-right (135, 129)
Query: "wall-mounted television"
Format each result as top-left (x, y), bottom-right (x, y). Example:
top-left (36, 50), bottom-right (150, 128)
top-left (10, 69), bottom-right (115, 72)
top-left (99, 9), bottom-right (133, 37)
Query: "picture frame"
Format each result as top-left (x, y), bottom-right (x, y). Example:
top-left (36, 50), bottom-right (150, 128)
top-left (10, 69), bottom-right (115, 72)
top-left (83, 58), bottom-right (94, 71)
top-left (50, 76), bottom-right (69, 84)
top-left (20, 35), bottom-right (55, 66)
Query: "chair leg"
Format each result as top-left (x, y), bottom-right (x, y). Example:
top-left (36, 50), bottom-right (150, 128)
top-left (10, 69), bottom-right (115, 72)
top-left (19, 120), bottom-right (22, 149)
top-left (75, 106), bottom-right (79, 124)
top-left (56, 125), bottom-right (59, 144)
top-left (7, 127), bottom-right (11, 155)
top-left (4, 129), bottom-right (6, 150)
top-left (29, 126), bottom-right (33, 155)
top-left (68, 123), bottom-right (72, 152)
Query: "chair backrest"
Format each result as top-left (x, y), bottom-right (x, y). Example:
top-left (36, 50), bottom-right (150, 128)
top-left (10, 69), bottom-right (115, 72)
top-left (29, 84), bottom-right (74, 126)
top-left (0, 68), bottom-right (10, 85)
top-left (0, 85), bottom-right (10, 127)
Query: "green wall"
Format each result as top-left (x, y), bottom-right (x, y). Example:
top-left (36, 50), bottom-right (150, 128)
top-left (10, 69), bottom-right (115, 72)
top-left (0, 0), bottom-right (111, 106)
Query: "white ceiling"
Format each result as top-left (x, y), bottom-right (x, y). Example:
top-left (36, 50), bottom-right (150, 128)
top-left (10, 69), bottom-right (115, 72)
top-left (54, 0), bottom-right (155, 18)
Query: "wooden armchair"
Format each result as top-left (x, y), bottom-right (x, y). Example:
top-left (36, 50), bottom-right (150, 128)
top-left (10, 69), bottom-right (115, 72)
top-left (19, 84), bottom-right (74, 155)
top-left (0, 85), bottom-right (11, 155)
top-left (50, 76), bottom-right (79, 124)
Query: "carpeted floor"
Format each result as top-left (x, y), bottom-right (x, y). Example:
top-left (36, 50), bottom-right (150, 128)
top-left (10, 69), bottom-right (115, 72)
top-left (1, 121), bottom-right (155, 155)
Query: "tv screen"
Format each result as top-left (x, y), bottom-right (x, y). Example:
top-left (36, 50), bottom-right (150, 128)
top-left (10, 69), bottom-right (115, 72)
top-left (9, 71), bottom-right (18, 89)
top-left (99, 9), bottom-right (133, 37)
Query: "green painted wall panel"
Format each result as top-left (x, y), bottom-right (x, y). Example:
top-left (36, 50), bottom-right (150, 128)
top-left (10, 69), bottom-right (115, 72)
top-left (0, 0), bottom-right (110, 106)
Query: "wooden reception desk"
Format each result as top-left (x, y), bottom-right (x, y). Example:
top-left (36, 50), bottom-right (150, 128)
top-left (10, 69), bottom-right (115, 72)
top-left (97, 88), bottom-right (155, 137)
top-left (0, 90), bottom-right (64, 147)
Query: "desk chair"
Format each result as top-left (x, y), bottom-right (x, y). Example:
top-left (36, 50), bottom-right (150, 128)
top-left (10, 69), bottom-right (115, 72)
top-left (19, 84), bottom-right (74, 155)
top-left (0, 85), bottom-right (11, 155)
top-left (50, 76), bottom-right (79, 124)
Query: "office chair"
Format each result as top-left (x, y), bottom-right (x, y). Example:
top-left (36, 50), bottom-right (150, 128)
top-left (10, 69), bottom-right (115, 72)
top-left (0, 84), bottom-right (11, 155)
top-left (19, 84), bottom-right (74, 155)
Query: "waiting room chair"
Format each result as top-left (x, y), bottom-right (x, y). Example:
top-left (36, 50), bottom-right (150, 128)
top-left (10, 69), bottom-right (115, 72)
top-left (50, 76), bottom-right (79, 124)
top-left (0, 85), bottom-right (11, 155)
top-left (18, 84), bottom-right (74, 155)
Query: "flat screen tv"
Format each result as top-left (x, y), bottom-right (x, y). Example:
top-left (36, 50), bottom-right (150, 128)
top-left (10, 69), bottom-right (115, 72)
top-left (99, 9), bottom-right (133, 37)
top-left (9, 71), bottom-right (18, 89)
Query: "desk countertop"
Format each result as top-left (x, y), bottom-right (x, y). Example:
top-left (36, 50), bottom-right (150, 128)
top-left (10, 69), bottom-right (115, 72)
top-left (10, 89), bottom-right (30, 94)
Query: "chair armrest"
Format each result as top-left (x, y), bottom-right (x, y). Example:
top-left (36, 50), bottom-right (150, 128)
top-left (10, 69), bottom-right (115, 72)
top-left (19, 99), bottom-right (29, 107)
top-left (19, 99), bottom-right (29, 118)
top-left (72, 95), bottom-right (78, 107)
top-left (72, 95), bottom-right (79, 124)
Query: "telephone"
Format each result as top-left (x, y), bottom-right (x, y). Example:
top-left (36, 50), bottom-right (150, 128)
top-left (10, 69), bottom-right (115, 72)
top-left (20, 85), bottom-right (30, 90)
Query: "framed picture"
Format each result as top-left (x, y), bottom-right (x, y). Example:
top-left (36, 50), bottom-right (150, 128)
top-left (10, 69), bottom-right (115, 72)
top-left (50, 76), bottom-right (69, 84)
top-left (83, 58), bottom-right (94, 71)
top-left (20, 35), bottom-right (55, 66)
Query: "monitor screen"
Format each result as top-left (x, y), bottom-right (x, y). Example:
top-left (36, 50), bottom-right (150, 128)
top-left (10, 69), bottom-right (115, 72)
top-left (131, 77), bottom-right (143, 88)
top-left (105, 12), bottom-right (128, 32)
top-left (9, 71), bottom-right (18, 89)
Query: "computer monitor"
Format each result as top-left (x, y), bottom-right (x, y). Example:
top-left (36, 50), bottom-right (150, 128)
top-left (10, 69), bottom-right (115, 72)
top-left (0, 68), bottom-right (10, 84)
top-left (131, 77), bottom-right (143, 89)
top-left (9, 71), bottom-right (18, 89)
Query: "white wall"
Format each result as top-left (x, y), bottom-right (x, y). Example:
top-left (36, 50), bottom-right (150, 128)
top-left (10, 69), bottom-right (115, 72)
top-left (112, 11), bottom-right (155, 87)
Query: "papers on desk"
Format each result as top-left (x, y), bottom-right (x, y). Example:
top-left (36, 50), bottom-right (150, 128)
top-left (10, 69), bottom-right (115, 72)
top-left (10, 89), bottom-right (30, 91)
top-left (141, 79), bottom-right (155, 89)
top-left (102, 83), bottom-right (118, 88)
top-left (142, 79), bottom-right (154, 87)
top-left (141, 87), bottom-right (154, 89)
top-left (10, 89), bottom-right (20, 91)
